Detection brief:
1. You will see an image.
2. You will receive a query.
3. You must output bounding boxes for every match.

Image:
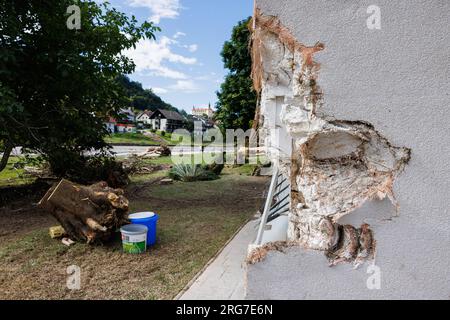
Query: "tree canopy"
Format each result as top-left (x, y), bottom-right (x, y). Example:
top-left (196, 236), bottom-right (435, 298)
top-left (0, 0), bottom-right (159, 174)
top-left (215, 18), bottom-right (257, 131)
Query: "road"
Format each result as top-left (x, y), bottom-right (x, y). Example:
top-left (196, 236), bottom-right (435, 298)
top-left (112, 145), bottom-right (237, 157)
top-left (4, 145), bottom-right (237, 158)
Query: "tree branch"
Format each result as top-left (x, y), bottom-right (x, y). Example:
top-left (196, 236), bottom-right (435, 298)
top-left (0, 141), bottom-right (13, 173)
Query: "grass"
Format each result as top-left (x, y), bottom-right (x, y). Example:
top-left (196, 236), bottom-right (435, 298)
top-left (127, 156), bottom-right (260, 188)
top-left (129, 169), bottom-right (168, 184)
top-left (155, 130), bottom-right (172, 141)
top-left (105, 133), bottom-right (162, 146)
top-left (0, 169), bottom-right (268, 300)
top-left (0, 157), bottom-right (35, 188)
top-left (139, 154), bottom-right (266, 167)
top-left (138, 156), bottom-right (174, 166)
top-left (0, 153), bottom-right (265, 188)
top-left (105, 130), bottom-right (265, 149)
top-left (105, 132), bottom-right (190, 146)
top-left (222, 164), bottom-right (258, 176)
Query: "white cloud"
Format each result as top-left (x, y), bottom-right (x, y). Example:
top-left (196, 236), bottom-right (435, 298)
top-left (185, 44), bottom-right (198, 52)
top-left (128, 0), bottom-right (181, 23)
top-left (169, 80), bottom-right (200, 93)
top-left (194, 74), bottom-right (212, 81)
top-left (173, 31), bottom-right (186, 39)
top-left (152, 87), bottom-right (168, 94)
top-left (150, 67), bottom-right (187, 80)
top-left (125, 36), bottom-right (196, 79)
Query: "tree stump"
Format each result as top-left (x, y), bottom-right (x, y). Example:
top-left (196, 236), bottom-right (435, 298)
top-left (38, 179), bottom-right (129, 244)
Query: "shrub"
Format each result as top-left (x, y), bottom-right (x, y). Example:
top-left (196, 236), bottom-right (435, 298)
top-left (46, 151), bottom-right (129, 188)
top-left (168, 164), bottom-right (218, 182)
top-left (160, 130), bottom-right (166, 137)
top-left (203, 162), bottom-right (224, 176)
top-left (77, 156), bottom-right (130, 188)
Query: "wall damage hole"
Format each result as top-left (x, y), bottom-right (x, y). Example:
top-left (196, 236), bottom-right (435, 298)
top-left (306, 132), bottom-right (364, 160)
top-left (249, 9), bottom-right (411, 267)
top-left (325, 223), bottom-right (375, 267)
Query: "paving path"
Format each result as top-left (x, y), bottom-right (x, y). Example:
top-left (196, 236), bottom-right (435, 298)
top-left (177, 219), bottom-right (259, 300)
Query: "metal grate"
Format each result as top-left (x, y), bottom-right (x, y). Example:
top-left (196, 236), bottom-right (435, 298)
top-left (255, 167), bottom-right (291, 245)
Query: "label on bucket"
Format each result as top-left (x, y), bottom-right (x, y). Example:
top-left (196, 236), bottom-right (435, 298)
top-left (122, 233), bottom-right (146, 254)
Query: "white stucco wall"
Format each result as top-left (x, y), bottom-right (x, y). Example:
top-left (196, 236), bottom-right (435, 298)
top-left (151, 118), bottom-right (167, 131)
top-left (247, 0), bottom-right (450, 299)
top-left (137, 114), bottom-right (151, 124)
top-left (160, 119), bottom-right (168, 132)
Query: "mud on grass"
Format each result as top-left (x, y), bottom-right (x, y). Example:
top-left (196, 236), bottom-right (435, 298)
top-left (0, 174), bottom-right (267, 299)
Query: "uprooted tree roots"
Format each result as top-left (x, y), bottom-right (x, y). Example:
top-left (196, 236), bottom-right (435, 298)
top-left (39, 179), bottom-right (129, 244)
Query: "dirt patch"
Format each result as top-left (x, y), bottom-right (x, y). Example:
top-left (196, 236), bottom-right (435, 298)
top-left (0, 181), bottom-right (57, 242)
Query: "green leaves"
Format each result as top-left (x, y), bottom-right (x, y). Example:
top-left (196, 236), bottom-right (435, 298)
top-left (215, 18), bottom-right (257, 131)
top-left (0, 0), bottom-right (159, 174)
top-left (168, 164), bottom-right (219, 182)
top-left (221, 18), bottom-right (253, 75)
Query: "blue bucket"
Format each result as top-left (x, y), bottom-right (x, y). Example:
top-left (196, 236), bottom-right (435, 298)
top-left (128, 212), bottom-right (159, 246)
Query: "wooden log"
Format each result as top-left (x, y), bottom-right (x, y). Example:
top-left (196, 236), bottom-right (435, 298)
top-left (38, 179), bottom-right (129, 244)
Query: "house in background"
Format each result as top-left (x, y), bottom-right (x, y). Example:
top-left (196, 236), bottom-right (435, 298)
top-left (119, 107), bottom-right (135, 123)
top-left (136, 110), bottom-right (153, 125)
top-left (192, 103), bottom-right (215, 119)
top-left (104, 108), bottom-right (136, 133)
top-left (116, 123), bottom-right (136, 133)
top-left (105, 117), bottom-right (117, 133)
top-left (149, 109), bottom-right (185, 133)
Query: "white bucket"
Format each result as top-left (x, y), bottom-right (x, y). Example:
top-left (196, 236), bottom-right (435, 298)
top-left (120, 224), bottom-right (148, 254)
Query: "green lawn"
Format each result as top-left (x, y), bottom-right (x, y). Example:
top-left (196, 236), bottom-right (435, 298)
top-left (105, 133), bottom-right (163, 146)
top-left (0, 157), bottom-right (35, 188)
top-left (105, 132), bottom-right (189, 146)
top-left (0, 153), bottom-right (265, 188)
top-left (127, 156), bottom-right (260, 184)
top-left (105, 131), bottom-right (255, 148)
top-left (138, 155), bottom-right (174, 166)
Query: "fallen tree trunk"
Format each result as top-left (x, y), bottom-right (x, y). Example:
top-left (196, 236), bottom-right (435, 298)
top-left (138, 145), bottom-right (171, 158)
top-left (38, 179), bottom-right (129, 244)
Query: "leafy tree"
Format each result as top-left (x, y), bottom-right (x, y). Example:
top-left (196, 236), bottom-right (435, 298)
top-left (215, 18), bottom-right (257, 131)
top-left (0, 0), bottom-right (159, 175)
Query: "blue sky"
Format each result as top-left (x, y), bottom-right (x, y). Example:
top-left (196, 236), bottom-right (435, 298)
top-left (104, 0), bottom-right (253, 113)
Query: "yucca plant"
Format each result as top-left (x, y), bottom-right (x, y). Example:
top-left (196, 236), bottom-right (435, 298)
top-left (168, 164), bottom-right (218, 182)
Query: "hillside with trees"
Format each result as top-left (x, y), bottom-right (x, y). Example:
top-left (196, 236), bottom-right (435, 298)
top-left (117, 75), bottom-right (184, 114)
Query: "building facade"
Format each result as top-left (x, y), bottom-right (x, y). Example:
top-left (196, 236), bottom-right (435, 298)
top-left (246, 0), bottom-right (450, 300)
top-left (149, 109), bottom-right (185, 133)
top-left (192, 104), bottom-right (214, 118)
top-left (104, 108), bottom-right (136, 134)
top-left (116, 123), bottom-right (136, 133)
top-left (136, 110), bottom-right (152, 125)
